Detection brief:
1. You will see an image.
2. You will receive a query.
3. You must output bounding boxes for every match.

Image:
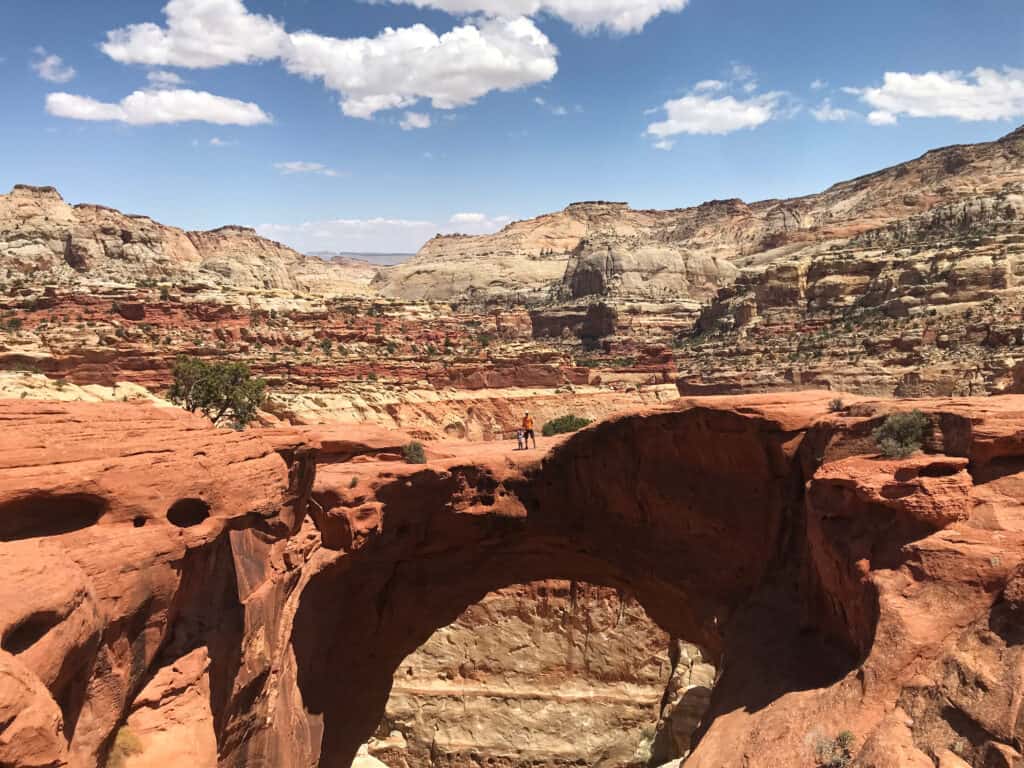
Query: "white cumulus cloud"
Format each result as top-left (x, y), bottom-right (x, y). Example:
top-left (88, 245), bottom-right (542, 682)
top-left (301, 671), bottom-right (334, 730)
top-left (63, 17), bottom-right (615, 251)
top-left (102, 0), bottom-right (286, 67)
top-left (45, 89), bottom-right (271, 125)
top-left (647, 91), bottom-right (783, 139)
top-left (284, 17), bottom-right (557, 118)
top-left (99, 0), bottom-right (557, 121)
top-left (376, 0), bottom-right (689, 34)
top-left (852, 67), bottom-right (1024, 126)
top-left (32, 47), bottom-right (76, 83)
top-left (400, 111), bottom-right (432, 130)
top-left (810, 78), bottom-right (827, 90)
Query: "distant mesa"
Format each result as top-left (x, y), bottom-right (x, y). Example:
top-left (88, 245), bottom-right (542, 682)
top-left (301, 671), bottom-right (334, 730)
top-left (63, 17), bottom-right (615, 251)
top-left (307, 251), bottom-right (414, 267)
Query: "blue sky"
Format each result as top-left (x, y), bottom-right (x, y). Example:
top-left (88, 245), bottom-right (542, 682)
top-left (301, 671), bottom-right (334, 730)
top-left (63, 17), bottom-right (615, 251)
top-left (2, 0), bottom-right (1022, 252)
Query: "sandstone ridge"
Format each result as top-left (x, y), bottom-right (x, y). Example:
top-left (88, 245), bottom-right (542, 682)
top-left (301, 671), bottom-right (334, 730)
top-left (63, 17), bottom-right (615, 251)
top-left (375, 126), bottom-right (1024, 306)
top-left (0, 185), bottom-right (374, 295)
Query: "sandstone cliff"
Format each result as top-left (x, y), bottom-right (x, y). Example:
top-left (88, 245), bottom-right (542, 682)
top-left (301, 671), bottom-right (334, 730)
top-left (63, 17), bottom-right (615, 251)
top-left (0, 185), bottom-right (374, 295)
top-left (375, 127), bottom-right (1024, 307)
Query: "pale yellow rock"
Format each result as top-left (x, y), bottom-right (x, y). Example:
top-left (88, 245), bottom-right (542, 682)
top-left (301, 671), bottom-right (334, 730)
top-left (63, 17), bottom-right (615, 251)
top-left (373, 581), bottom-right (712, 768)
top-left (0, 185), bottom-right (373, 295)
top-left (0, 372), bottom-right (171, 405)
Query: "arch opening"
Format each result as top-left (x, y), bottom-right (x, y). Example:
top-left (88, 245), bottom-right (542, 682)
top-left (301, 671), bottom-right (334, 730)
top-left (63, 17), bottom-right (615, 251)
top-left (361, 579), bottom-right (716, 768)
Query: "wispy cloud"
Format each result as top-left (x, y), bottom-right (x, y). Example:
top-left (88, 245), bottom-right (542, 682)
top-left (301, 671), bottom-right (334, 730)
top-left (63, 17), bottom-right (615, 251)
top-left (258, 209), bottom-right (513, 252)
top-left (449, 212), bottom-right (512, 230)
top-left (32, 47), bottom-right (75, 83)
top-left (399, 111), bottom-right (432, 130)
top-left (273, 161), bottom-right (340, 177)
top-left (147, 70), bottom-right (185, 87)
top-left (811, 98), bottom-right (856, 122)
top-left (533, 96), bottom-right (571, 116)
top-left (644, 64), bottom-right (805, 148)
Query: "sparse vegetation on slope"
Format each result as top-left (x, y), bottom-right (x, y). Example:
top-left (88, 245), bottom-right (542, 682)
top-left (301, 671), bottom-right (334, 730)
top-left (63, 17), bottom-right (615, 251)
top-left (814, 730), bottom-right (854, 768)
top-left (873, 410), bottom-right (931, 458)
top-left (402, 441), bottom-right (427, 464)
top-left (542, 414), bottom-right (593, 437)
top-left (168, 355), bottom-right (266, 429)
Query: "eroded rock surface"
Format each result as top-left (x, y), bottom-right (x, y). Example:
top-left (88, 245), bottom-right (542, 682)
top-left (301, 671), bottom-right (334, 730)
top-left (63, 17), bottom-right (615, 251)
top-left (2, 393), bottom-right (1024, 768)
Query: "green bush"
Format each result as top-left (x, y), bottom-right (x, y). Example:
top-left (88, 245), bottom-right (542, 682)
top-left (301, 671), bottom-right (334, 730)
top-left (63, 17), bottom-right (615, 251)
top-left (814, 730), bottom-right (854, 768)
top-left (828, 398), bottom-right (845, 413)
top-left (873, 410), bottom-right (931, 458)
top-left (402, 441), bottom-right (427, 465)
top-left (167, 355), bottom-right (266, 428)
top-left (542, 414), bottom-right (593, 437)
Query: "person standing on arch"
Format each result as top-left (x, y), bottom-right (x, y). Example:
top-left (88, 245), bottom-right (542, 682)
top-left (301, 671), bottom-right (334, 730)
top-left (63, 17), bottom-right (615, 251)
top-left (522, 411), bottom-right (536, 449)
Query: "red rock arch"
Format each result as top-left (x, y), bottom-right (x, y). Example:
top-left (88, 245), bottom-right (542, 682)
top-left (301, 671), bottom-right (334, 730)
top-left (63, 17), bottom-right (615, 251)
top-left (288, 397), bottom-right (859, 767)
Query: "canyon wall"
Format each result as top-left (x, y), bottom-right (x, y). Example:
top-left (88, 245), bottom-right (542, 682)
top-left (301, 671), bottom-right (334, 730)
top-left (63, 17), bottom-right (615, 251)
top-left (376, 128), bottom-right (1024, 307)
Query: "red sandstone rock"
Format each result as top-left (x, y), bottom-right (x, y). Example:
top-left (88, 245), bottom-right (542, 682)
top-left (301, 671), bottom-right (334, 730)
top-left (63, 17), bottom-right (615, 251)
top-left (0, 649), bottom-right (68, 768)
top-left (3, 392), bottom-right (1024, 768)
top-left (114, 647), bottom-right (217, 768)
top-left (0, 401), bottom-right (313, 767)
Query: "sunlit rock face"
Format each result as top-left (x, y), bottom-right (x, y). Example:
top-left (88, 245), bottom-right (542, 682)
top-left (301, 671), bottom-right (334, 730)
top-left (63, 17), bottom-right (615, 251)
top-left (6, 394), bottom-right (1024, 768)
top-left (362, 580), bottom-right (714, 768)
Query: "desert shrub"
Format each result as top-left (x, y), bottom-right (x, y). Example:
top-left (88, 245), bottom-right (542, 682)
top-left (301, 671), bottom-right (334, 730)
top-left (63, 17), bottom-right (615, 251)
top-left (873, 410), bottom-right (930, 458)
top-left (402, 441), bottom-right (427, 465)
top-left (828, 398), bottom-right (845, 413)
top-left (167, 355), bottom-right (266, 428)
top-left (542, 414), bottom-right (593, 437)
top-left (107, 726), bottom-right (144, 768)
top-left (814, 730), bottom-right (854, 768)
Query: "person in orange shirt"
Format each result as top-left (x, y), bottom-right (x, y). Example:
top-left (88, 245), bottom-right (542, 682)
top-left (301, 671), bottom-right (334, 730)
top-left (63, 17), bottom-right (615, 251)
top-left (522, 411), bottom-right (536, 449)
